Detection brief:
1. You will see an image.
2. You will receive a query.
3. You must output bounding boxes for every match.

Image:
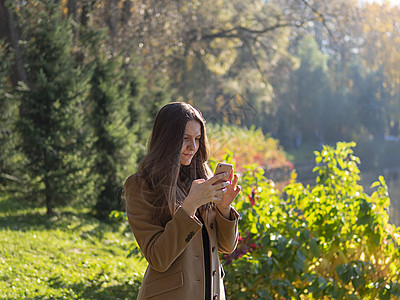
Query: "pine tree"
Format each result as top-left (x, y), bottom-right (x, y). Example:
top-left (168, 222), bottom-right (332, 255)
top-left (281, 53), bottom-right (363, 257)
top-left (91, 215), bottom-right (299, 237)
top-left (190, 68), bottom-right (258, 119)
top-left (16, 2), bottom-right (95, 214)
top-left (0, 39), bottom-right (18, 188)
top-left (81, 28), bottom-right (145, 218)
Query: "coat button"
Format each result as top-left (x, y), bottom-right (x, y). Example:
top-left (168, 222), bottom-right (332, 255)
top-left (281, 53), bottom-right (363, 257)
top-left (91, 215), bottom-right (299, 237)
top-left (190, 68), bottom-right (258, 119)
top-left (210, 223), bottom-right (214, 229)
top-left (212, 246), bottom-right (215, 252)
top-left (185, 231), bottom-right (195, 242)
top-left (213, 294), bottom-right (218, 300)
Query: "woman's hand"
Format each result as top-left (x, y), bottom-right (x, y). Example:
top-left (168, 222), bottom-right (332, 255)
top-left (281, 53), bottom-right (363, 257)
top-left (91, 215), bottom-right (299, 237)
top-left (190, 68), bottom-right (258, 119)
top-left (215, 169), bottom-right (241, 219)
top-left (181, 173), bottom-right (230, 217)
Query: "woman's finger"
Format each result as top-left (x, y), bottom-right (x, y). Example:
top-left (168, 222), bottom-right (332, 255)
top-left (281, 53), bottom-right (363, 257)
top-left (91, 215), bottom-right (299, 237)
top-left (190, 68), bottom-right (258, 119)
top-left (208, 172), bottom-right (228, 185)
top-left (219, 188), bottom-right (227, 197)
top-left (231, 174), bottom-right (239, 187)
top-left (237, 185), bottom-right (241, 192)
top-left (228, 169), bottom-right (234, 181)
top-left (213, 188), bottom-right (223, 197)
top-left (233, 184), bottom-right (241, 196)
top-left (214, 181), bottom-right (230, 191)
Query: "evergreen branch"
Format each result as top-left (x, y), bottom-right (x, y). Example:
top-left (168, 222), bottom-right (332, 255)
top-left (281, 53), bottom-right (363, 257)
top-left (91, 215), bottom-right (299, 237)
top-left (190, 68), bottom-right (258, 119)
top-left (0, 173), bottom-right (21, 182)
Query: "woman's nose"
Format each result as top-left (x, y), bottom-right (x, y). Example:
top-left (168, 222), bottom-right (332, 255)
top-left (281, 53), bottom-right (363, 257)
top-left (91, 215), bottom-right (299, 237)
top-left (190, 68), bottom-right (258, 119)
top-left (188, 139), bottom-right (196, 150)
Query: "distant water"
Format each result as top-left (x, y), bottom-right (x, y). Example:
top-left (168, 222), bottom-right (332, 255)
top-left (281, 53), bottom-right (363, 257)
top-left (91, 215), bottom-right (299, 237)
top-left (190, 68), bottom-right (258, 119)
top-left (360, 168), bottom-right (400, 226)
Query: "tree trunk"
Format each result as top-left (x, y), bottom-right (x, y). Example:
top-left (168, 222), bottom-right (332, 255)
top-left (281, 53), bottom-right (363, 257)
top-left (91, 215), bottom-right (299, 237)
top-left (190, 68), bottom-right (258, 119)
top-left (67, 0), bottom-right (78, 21)
top-left (0, 0), bottom-right (27, 85)
top-left (46, 192), bottom-right (54, 216)
top-left (44, 151), bottom-right (53, 215)
top-left (81, 0), bottom-right (95, 27)
top-left (121, 0), bottom-right (132, 26)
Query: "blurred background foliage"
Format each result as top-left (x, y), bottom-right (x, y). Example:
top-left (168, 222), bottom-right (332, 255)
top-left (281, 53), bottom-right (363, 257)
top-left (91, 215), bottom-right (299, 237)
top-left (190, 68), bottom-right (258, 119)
top-left (2, 0), bottom-right (400, 216)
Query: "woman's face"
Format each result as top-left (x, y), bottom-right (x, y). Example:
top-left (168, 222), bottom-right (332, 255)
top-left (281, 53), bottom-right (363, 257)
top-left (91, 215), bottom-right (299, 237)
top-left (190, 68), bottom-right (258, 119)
top-left (180, 120), bottom-right (201, 166)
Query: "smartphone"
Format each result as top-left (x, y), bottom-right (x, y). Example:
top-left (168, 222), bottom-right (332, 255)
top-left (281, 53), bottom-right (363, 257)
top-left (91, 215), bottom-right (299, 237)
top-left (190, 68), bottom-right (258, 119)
top-left (213, 163), bottom-right (233, 184)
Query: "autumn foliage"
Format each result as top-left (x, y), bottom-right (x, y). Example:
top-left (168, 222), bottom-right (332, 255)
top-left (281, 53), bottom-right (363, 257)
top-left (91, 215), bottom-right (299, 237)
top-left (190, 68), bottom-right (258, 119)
top-left (208, 124), bottom-right (294, 174)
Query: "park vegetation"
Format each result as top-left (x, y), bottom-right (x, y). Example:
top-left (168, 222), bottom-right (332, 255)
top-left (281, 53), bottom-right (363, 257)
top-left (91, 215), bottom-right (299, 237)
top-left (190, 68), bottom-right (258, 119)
top-left (2, 0), bottom-right (400, 214)
top-left (221, 142), bottom-right (400, 299)
top-left (1, 0), bottom-right (400, 299)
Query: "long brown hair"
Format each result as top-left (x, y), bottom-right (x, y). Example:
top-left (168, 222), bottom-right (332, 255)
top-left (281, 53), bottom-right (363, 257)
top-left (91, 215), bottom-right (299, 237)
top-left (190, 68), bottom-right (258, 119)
top-left (138, 102), bottom-right (212, 224)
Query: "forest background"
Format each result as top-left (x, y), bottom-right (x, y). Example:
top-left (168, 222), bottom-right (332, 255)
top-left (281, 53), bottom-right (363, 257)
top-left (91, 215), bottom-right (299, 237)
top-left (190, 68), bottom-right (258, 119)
top-left (1, 0), bottom-right (400, 299)
top-left (2, 0), bottom-right (400, 217)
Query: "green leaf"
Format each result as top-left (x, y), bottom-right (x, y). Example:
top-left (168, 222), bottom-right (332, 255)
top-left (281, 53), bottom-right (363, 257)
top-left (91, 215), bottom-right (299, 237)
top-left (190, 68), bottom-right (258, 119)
top-left (352, 275), bottom-right (365, 291)
top-left (370, 181), bottom-right (381, 189)
top-left (317, 277), bottom-right (327, 290)
top-left (378, 175), bottom-right (386, 186)
top-left (293, 261), bottom-right (302, 273)
top-left (296, 249), bottom-right (305, 262)
top-left (303, 229), bottom-right (311, 241)
top-left (310, 238), bottom-right (321, 257)
top-left (357, 214), bottom-right (371, 225)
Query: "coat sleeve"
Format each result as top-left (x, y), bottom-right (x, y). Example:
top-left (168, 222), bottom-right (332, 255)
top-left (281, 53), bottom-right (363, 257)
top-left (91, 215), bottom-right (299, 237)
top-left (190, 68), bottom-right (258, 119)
top-left (215, 207), bottom-right (240, 254)
top-left (124, 174), bottom-right (202, 272)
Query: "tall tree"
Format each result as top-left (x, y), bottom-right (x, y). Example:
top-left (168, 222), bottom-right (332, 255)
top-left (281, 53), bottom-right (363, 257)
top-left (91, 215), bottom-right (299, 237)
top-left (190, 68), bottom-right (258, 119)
top-left (82, 28), bottom-right (144, 217)
top-left (356, 68), bottom-right (387, 141)
top-left (15, 1), bottom-right (95, 214)
top-left (0, 0), bottom-right (27, 85)
top-left (360, 2), bottom-right (400, 137)
top-left (0, 39), bottom-right (19, 187)
top-left (287, 35), bottom-right (331, 142)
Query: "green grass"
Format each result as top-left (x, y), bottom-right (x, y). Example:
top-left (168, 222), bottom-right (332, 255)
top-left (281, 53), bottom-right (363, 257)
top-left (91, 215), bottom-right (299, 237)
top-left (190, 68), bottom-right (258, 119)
top-left (0, 193), bottom-right (146, 299)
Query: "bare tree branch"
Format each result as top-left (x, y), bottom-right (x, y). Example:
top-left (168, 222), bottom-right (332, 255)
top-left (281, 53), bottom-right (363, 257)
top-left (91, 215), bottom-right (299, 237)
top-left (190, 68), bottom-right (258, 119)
top-left (297, 0), bottom-right (334, 38)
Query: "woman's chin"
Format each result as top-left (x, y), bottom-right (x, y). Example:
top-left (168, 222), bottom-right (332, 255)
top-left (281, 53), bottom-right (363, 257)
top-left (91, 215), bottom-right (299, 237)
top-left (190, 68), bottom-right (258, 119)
top-left (180, 158), bottom-right (192, 166)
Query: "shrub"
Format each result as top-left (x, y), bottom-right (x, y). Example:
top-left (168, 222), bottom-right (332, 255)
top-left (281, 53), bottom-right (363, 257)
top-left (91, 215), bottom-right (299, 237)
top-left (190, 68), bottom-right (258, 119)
top-left (222, 142), bottom-right (400, 299)
top-left (207, 124), bottom-right (293, 177)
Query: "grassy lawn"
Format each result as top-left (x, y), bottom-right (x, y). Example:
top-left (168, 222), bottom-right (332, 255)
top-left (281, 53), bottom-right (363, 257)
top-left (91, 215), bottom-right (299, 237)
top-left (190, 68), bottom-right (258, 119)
top-left (0, 193), bottom-right (146, 299)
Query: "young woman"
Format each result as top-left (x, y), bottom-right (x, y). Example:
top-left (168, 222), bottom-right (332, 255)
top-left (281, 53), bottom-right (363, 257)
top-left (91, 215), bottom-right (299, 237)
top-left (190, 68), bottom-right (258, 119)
top-left (124, 102), bottom-right (241, 300)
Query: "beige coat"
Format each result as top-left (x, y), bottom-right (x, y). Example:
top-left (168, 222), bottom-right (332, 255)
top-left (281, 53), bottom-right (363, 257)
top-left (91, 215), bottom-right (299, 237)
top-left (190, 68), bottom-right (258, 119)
top-left (124, 174), bottom-right (239, 300)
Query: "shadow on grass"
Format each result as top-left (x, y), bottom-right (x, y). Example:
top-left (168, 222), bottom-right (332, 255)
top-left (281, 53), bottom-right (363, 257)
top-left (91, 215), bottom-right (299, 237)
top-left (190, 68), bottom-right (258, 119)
top-left (68, 281), bottom-right (140, 300)
top-left (0, 210), bottom-right (94, 231)
top-left (3, 279), bottom-right (141, 300)
top-left (0, 191), bottom-right (126, 234)
top-left (43, 275), bottom-right (141, 300)
top-left (0, 202), bottom-right (122, 236)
